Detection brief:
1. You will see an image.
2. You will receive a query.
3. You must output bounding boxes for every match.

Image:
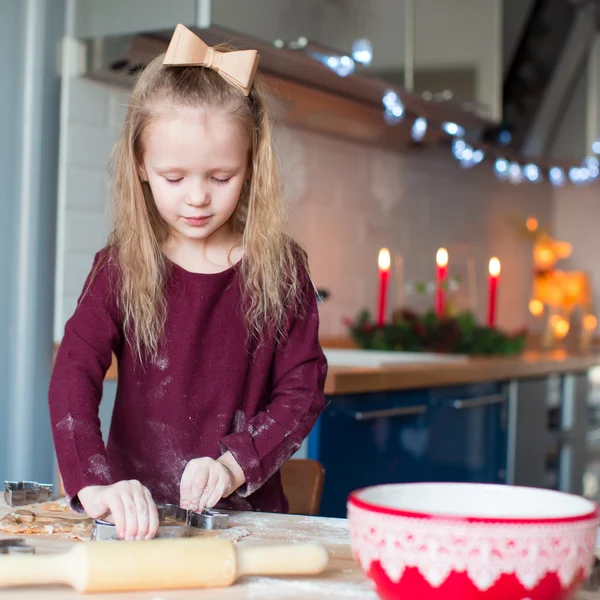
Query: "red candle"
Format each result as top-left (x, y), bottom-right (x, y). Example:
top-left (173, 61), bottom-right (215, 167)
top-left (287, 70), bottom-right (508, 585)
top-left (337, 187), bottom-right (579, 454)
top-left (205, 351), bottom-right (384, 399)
top-left (377, 248), bottom-right (391, 326)
top-left (435, 248), bottom-right (448, 317)
top-left (488, 257), bottom-right (501, 327)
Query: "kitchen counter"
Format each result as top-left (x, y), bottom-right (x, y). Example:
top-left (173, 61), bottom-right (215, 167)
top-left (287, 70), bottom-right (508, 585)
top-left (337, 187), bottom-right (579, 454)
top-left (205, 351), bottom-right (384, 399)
top-left (0, 501), bottom-right (373, 599)
top-left (324, 350), bottom-right (600, 394)
top-left (56, 343), bottom-right (600, 395)
top-left (1, 500), bottom-right (599, 598)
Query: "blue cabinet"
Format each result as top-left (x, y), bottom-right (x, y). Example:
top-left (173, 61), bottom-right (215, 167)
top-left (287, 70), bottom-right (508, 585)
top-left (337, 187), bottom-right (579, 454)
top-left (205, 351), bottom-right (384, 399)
top-left (310, 382), bottom-right (508, 518)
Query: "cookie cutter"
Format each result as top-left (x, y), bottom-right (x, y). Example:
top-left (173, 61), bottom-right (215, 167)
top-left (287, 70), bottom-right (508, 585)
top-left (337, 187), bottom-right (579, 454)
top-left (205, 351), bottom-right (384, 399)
top-left (92, 504), bottom-right (229, 541)
top-left (189, 508), bottom-right (229, 530)
top-left (3, 481), bottom-right (54, 507)
top-left (92, 516), bottom-right (189, 541)
top-left (0, 538), bottom-right (36, 555)
top-left (157, 503), bottom-right (190, 524)
top-left (158, 503), bottom-right (229, 530)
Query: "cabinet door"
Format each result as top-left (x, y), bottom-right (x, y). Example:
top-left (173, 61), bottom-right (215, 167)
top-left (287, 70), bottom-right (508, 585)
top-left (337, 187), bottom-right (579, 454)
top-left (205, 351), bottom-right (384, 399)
top-left (313, 383), bottom-right (508, 518)
top-left (427, 383), bottom-right (508, 484)
top-left (314, 390), bottom-right (431, 518)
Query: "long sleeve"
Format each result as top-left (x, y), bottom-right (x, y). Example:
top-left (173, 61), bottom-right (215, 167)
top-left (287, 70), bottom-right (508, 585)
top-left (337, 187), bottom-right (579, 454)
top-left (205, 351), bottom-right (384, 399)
top-left (219, 270), bottom-right (328, 497)
top-left (49, 250), bottom-right (122, 506)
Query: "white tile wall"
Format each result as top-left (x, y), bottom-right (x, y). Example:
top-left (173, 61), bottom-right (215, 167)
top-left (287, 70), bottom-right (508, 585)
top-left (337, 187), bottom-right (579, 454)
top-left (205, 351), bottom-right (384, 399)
top-left (55, 77), bottom-right (556, 341)
top-left (284, 132), bottom-right (553, 336)
top-left (55, 78), bottom-right (129, 337)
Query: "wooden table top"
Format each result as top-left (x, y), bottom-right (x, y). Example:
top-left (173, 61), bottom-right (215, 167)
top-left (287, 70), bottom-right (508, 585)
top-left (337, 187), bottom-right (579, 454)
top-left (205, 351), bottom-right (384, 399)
top-left (2, 499), bottom-right (599, 599)
top-left (0, 501), bottom-right (374, 599)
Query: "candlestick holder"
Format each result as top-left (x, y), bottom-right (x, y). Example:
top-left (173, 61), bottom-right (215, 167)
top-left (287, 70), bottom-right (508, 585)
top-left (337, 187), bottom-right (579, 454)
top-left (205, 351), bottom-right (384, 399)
top-left (387, 252), bottom-right (488, 328)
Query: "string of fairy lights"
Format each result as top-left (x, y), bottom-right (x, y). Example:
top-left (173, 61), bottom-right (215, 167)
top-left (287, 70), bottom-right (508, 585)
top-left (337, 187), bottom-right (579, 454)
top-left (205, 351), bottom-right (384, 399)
top-left (279, 36), bottom-right (600, 188)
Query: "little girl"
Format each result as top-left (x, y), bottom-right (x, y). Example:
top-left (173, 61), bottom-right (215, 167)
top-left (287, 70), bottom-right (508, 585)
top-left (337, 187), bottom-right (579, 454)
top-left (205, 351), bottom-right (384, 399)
top-left (49, 25), bottom-right (327, 541)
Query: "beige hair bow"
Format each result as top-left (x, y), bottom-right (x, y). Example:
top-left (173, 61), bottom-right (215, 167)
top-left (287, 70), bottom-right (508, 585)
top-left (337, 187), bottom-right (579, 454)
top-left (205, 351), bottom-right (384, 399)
top-left (163, 24), bottom-right (260, 96)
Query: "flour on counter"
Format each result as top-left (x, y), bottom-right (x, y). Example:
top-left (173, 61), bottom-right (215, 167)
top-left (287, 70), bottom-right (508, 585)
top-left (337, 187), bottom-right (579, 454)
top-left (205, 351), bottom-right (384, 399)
top-left (245, 577), bottom-right (378, 598)
top-left (229, 513), bottom-right (350, 546)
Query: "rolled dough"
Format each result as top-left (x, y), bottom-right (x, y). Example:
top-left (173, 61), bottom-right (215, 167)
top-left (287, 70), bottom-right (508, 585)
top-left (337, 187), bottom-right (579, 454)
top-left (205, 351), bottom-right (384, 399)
top-left (0, 504), bottom-right (251, 543)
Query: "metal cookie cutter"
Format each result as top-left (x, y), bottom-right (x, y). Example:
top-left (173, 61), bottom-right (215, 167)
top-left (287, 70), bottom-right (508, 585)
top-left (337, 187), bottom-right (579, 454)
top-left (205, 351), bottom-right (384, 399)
top-left (157, 503), bottom-right (190, 524)
top-left (189, 509), bottom-right (229, 530)
top-left (92, 504), bottom-right (229, 541)
top-left (159, 503), bottom-right (229, 530)
top-left (92, 517), bottom-right (189, 541)
top-left (154, 504), bottom-right (228, 531)
top-left (0, 538), bottom-right (36, 555)
top-left (92, 507), bottom-right (189, 541)
top-left (3, 481), bottom-right (54, 507)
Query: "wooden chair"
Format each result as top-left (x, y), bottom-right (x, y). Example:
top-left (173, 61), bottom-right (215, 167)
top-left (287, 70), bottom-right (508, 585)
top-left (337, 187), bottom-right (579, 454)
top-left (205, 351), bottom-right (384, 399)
top-left (280, 458), bottom-right (325, 516)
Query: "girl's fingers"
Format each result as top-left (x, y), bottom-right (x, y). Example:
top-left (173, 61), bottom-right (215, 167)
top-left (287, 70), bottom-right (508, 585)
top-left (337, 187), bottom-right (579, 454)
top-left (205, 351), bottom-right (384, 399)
top-left (180, 462), bottom-right (196, 508)
top-left (145, 488), bottom-right (159, 540)
top-left (198, 466), bottom-right (221, 512)
top-left (205, 473), bottom-right (226, 509)
top-left (132, 483), bottom-right (149, 540)
top-left (78, 486), bottom-right (109, 520)
top-left (82, 481), bottom-right (159, 541)
top-left (106, 494), bottom-right (126, 539)
top-left (190, 468), bottom-right (210, 512)
top-left (121, 490), bottom-right (139, 541)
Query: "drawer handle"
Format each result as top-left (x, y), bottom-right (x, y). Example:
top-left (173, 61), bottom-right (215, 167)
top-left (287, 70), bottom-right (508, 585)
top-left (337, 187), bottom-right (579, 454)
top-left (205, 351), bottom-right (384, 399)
top-left (452, 394), bottom-right (506, 410)
top-left (354, 405), bottom-right (427, 421)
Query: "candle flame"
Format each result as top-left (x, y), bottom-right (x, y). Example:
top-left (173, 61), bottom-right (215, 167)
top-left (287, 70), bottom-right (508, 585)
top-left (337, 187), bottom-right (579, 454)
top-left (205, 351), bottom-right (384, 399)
top-left (378, 248), bottom-right (391, 271)
top-left (489, 257), bottom-right (501, 277)
top-left (436, 248), bottom-right (448, 268)
top-left (529, 299), bottom-right (544, 317)
top-left (526, 217), bottom-right (538, 232)
top-left (550, 314), bottom-right (570, 339)
top-left (555, 320), bottom-right (570, 339)
top-left (584, 314), bottom-right (598, 331)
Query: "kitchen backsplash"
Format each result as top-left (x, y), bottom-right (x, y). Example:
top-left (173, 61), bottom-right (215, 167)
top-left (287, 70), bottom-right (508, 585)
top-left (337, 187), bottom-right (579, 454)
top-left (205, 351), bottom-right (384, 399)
top-left (55, 77), bottom-right (555, 341)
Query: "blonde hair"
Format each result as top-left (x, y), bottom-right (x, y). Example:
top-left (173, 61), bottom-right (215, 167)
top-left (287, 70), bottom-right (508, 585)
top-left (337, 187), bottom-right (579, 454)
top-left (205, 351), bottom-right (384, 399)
top-left (106, 50), bottom-right (307, 361)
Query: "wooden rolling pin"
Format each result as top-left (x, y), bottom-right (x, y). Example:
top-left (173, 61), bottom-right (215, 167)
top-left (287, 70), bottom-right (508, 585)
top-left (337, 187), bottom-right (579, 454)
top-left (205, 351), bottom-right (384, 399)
top-left (0, 538), bottom-right (329, 593)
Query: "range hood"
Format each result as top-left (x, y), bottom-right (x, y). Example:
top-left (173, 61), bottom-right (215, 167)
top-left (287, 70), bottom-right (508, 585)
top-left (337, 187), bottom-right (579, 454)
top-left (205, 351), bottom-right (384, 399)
top-left (80, 10), bottom-right (492, 149)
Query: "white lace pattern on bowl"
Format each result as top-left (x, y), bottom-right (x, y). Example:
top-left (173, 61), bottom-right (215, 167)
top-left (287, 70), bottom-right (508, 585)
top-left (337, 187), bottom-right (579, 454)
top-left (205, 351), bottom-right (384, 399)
top-left (348, 504), bottom-right (598, 592)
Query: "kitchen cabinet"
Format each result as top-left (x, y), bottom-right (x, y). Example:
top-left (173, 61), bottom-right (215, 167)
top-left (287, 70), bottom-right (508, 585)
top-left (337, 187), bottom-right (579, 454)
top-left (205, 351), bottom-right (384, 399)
top-left (311, 382), bottom-right (508, 518)
top-left (582, 368), bottom-right (600, 502)
top-left (213, 0), bottom-right (501, 118)
top-left (74, 0), bottom-right (502, 119)
top-left (311, 370), bottom-right (591, 519)
top-left (510, 374), bottom-right (588, 496)
top-left (75, 0), bottom-right (199, 38)
top-left (427, 384), bottom-right (508, 484)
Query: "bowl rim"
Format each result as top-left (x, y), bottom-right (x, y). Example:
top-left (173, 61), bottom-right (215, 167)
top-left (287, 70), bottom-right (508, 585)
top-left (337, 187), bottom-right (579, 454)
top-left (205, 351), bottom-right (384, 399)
top-left (348, 483), bottom-right (600, 524)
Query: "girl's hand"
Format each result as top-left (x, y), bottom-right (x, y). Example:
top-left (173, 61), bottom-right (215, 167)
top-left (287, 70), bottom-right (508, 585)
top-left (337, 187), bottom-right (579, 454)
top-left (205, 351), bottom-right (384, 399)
top-left (78, 480), bottom-right (159, 541)
top-left (180, 453), bottom-right (245, 512)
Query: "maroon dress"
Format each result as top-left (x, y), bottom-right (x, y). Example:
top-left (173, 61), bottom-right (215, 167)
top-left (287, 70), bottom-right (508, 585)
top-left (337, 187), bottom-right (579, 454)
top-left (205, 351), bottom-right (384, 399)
top-left (49, 250), bottom-right (327, 512)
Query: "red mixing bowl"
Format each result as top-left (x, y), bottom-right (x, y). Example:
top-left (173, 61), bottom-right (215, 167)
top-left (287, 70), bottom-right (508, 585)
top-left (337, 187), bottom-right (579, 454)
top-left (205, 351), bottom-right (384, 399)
top-left (348, 483), bottom-right (598, 600)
